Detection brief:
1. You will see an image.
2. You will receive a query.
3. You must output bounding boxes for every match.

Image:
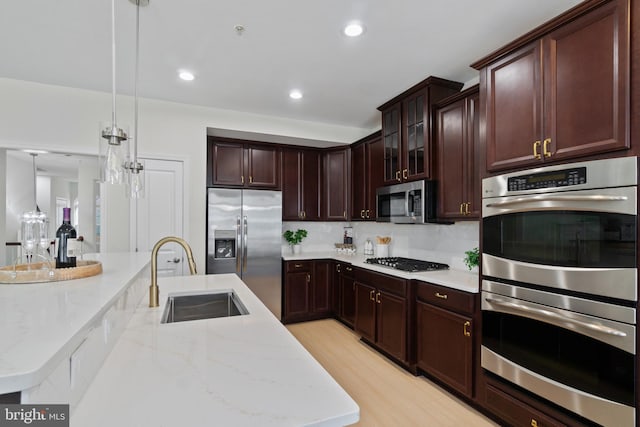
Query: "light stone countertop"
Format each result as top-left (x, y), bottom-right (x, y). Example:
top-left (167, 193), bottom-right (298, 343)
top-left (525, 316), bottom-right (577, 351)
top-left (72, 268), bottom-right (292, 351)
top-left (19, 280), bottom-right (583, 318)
top-left (282, 251), bottom-right (479, 293)
top-left (72, 273), bottom-right (359, 427)
top-left (0, 252), bottom-right (150, 394)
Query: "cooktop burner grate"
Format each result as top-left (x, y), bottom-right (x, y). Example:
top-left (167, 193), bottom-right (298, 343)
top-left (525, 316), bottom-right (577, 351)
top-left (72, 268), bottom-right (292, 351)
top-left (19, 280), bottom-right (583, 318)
top-left (365, 257), bottom-right (449, 272)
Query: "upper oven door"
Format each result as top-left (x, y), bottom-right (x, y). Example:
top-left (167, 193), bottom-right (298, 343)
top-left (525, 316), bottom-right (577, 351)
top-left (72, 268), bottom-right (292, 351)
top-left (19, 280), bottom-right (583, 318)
top-left (482, 186), bottom-right (637, 301)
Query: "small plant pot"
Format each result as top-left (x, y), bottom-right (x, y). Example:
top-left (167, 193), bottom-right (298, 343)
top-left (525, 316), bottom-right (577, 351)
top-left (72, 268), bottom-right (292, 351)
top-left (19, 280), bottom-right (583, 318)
top-left (292, 244), bottom-right (301, 254)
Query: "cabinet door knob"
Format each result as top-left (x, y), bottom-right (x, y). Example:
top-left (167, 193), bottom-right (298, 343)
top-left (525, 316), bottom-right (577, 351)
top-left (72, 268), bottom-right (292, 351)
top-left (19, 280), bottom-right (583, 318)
top-left (465, 202), bottom-right (470, 215)
top-left (402, 169), bottom-right (408, 180)
top-left (369, 289), bottom-right (375, 301)
top-left (395, 170), bottom-right (401, 182)
top-left (306, 274), bottom-right (311, 283)
top-left (531, 420), bottom-right (538, 427)
top-left (435, 292), bottom-right (448, 300)
top-left (361, 209), bottom-right (365, 219)
top-left (376, 292), bottom-right (381, 304)
top-left (463, 321), bottom-right (471, 337)
top-left (249, 175), bottom-right (253, 184)
top-left (533, 140), bottom-right (542, 160)
top-left (241, 175), bottom-right (245, 184)
top-left (365, 209), bottom-right (370, 219)
top-left (459, 203), bottom-right (464, 215)
top-left (336, 264), bottom-right (341, 273)
top-left (543, 138), bottom-right (552, 158)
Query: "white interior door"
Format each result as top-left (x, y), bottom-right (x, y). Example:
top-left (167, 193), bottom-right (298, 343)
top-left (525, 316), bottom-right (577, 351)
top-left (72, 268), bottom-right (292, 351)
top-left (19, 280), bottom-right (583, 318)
top-left (131, 158), bottom-right (184, 277)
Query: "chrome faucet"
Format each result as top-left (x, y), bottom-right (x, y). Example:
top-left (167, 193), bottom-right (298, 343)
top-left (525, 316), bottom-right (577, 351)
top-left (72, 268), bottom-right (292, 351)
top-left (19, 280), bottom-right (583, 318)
top-left (149, 236), bottom-right (197, 308)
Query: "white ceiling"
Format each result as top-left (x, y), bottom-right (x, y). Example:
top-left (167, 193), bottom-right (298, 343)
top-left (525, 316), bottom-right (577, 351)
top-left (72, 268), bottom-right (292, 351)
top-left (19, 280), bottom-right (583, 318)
top-left (0, 0), bottom-right (582, 133)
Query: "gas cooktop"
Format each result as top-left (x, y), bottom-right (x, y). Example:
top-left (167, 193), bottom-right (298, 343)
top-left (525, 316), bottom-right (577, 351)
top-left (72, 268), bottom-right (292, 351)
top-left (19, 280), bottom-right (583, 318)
top-left (365, 257), bottom-right (449, 272)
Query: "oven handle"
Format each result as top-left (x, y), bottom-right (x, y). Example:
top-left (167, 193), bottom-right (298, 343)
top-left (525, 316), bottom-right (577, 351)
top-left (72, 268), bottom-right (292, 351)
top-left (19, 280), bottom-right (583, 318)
top-left (484, 297), bottom-right (628, 338)
top-left (485, 194), bottom-right (627, 208)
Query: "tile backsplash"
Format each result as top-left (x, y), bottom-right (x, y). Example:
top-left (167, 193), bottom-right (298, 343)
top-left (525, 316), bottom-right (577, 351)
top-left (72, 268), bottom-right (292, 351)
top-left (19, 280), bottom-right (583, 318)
top-left (282, 220), bottom-right (479, 271)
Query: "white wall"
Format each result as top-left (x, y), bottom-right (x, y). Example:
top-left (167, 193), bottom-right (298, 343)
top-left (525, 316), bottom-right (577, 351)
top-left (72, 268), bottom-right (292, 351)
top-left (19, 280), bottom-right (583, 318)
top-left (283, 221), bottom-right (480, 271)
top-left (77, 159), bottom-right (99, 253)
top-left (0, 78), bottom-right (371, 269)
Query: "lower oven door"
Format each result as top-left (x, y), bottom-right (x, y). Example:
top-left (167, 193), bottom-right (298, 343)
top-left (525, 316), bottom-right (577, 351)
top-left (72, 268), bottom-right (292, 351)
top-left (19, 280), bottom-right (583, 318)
top-left (481, 281), bottom-right (636, 427)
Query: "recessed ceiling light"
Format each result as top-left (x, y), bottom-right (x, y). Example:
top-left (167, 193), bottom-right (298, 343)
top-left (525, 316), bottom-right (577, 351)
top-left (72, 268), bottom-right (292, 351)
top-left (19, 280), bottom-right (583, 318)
top-left (344, 22), bottom-right (364, 37)
top-left (178, 71), bottom-right (195, 81)
top-left (22, 149), bottom-right (49, 154)
top-left (289, 90), bottom-right (303, 100)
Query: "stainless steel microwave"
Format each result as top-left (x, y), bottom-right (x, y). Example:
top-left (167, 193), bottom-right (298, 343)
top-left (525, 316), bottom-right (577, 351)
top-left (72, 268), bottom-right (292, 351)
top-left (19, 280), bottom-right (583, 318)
top-left (376, 180), bottom-right (436, 224)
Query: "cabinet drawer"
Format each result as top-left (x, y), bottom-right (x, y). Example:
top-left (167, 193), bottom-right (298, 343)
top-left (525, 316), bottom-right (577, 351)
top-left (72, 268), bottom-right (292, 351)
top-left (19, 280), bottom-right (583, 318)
top-left (415, 281), bottom-right (474, 315)
top-left (486, 383), bottom-right (567, 427)
top-left (355, 268), bottom-right (406, 297)
top-left (285, 261), bottom-right (313, 272)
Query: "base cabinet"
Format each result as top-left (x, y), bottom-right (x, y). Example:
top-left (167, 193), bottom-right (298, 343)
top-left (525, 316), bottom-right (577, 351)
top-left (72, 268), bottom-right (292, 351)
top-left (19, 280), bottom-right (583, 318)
top-left (415, 281), bottom-right (474, 398)
top-left (338, 264), bottom-right (356, 327)
top-left (282, 260), bottom-right (332, 323)
top-left (354, 269), bottom-right (408, 363)
top-left (416, 301), bottom-right (473, 398)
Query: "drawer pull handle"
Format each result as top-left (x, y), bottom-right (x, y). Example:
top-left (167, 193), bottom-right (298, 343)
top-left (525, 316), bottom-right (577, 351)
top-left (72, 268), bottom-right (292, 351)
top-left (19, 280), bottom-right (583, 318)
top-left (531, 420), bottom-right (538, 427)
top-left (336, 264), bottom-right (341, 273)
top-left (346, 266), bottom-right (353, 272)
top-left (533, 140), bottom-right (541, 160)
top-left (435, 292), bottom-right (448, 300)
top-left (306, 274), bottom-right (311, 283)
top-left (463, 321), bottom-right (471, 337)
top-left (369, 290), bottom-right (375, 301)
top-left (294, 264), bottom-right (303, 268)
top-left (376, 292), bottom-right (381, 304)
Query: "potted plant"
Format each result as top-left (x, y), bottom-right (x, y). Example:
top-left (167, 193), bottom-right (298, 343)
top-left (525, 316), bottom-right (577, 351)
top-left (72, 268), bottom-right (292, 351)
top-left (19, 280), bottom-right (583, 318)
top-left (463, 247), bottom-right (479, 271)
top-left (283, 229), bottom-right (308, 254)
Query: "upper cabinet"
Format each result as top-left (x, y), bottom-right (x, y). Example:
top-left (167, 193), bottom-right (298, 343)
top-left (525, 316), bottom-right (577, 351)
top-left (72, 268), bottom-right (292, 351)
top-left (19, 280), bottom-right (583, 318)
top-left (472, 0), bottom-right (630, 172)
top-left (282, 148), bottom-right (321, 221)
top-left (435, 86), bottom-right (480, 219)
top-left (378, 77), bottom-right (463, 185)
top-left (323, 148), bottom-right (351, 221)
top-left (207, 138), bottom-right (281, 188)
top-left (351, 133), bottom-right (383, 221)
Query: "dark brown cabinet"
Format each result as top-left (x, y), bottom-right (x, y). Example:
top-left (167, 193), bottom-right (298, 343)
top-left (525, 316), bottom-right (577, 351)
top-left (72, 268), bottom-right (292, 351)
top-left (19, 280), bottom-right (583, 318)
top-left (323, 148), bottom-right (350, 221)
top-left (283, 260), bottom-right (332, 323)
top-left (475, 0), bottom-right (629, 172)
top-left (415, 281), bottom-right (474, 398)
top-left (351, 133), bottom-right (383, 220)
top-left (353, 268), bottom-right (408, 362)
top-left (435, 87), bottom-right (480, 219)
top-left (337, 263), bottom-right (356, 327)
top-left (378, 77), bottom-right (463, 185)
top-left (282, 148), bottom-right (321, 221)
top-left (207, 138), bottom-right (281, 188)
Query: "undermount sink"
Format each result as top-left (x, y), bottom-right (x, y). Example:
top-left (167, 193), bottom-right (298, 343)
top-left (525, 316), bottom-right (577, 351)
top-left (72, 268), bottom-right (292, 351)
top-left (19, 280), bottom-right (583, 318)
top-left (161, 291), bottom-right (248, 324)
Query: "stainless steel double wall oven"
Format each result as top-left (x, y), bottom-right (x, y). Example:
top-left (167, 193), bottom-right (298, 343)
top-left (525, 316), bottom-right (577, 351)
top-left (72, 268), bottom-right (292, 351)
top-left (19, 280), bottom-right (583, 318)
top-left (481, 157), bottom-right (638, 427)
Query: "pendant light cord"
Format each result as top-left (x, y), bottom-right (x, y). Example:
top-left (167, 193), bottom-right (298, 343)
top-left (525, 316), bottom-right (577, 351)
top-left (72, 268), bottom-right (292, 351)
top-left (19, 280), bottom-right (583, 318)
top-left (110, 0), bottom-right (117, 127)
top-left (133, 0), bottom-right (140, 165)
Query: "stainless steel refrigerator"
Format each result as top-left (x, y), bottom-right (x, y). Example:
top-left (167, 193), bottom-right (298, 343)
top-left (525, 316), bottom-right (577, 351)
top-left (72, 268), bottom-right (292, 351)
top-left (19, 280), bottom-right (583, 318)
top-left (206, 188), bottom-right (282, 319)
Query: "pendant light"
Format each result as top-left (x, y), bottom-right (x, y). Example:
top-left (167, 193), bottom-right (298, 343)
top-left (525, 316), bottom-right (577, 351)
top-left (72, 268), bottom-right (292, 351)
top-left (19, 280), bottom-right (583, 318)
top-left (100, 0), bottom-right (128, 185)
top-left (123, 0), bottom-right (147, 199)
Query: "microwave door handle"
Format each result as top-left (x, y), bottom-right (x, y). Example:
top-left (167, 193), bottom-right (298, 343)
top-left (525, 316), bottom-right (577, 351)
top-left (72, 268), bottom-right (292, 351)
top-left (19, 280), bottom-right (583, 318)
top-left (485, 194), bottom-right (628, 208)
top-left (484, 297), bottom-right (627, 338)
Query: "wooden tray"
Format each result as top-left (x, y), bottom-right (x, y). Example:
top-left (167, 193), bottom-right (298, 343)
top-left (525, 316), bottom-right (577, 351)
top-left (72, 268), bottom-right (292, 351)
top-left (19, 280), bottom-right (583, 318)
top-left (0, 260), bottom-right (102, 284)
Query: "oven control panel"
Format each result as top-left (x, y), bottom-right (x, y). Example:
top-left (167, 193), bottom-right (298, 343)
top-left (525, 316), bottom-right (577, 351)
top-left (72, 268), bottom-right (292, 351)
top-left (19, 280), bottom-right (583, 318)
top-left (508, 167), bottom-right (586, 191)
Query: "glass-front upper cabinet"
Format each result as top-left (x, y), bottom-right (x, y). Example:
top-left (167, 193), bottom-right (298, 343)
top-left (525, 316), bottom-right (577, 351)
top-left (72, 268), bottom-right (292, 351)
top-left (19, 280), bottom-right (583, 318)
top-left (378, 77), bottom-right (463, 185)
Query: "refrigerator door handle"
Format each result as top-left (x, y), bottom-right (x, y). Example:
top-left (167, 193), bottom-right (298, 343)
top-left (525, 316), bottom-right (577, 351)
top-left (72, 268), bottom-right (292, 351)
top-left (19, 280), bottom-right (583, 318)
top-left (243, 215), bottom-right (248, 272)
top-left (236, 216), bottom-right (241, 274)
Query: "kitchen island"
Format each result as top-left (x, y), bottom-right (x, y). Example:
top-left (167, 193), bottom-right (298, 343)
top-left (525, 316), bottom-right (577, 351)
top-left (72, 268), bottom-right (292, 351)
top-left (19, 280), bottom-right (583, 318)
top-left (0, 252), bottom-right (150, 397)
top-left (72, 273), bottom-right (359, 427)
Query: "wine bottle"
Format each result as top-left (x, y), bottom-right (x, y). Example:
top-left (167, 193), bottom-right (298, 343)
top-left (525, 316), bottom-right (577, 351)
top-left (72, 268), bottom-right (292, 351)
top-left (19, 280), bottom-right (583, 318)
top-left (55, 207), bottom-right (77, 268)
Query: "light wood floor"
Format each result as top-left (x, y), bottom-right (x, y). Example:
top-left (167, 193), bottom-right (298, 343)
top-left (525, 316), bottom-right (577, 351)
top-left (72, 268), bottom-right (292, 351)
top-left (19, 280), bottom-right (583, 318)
top-left (287, 319), bottom-right (499, 427)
